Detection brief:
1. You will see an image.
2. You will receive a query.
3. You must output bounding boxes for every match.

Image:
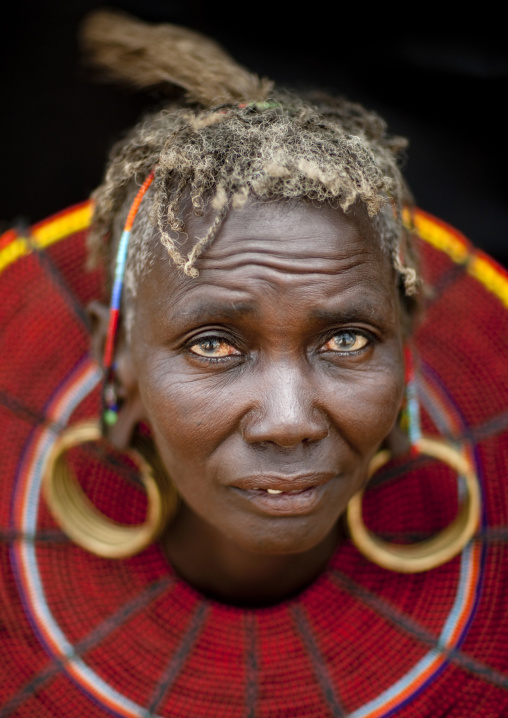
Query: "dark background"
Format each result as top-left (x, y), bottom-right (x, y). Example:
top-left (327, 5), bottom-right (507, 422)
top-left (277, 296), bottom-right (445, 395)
top-left (2, 1), bottom-right (507, 265)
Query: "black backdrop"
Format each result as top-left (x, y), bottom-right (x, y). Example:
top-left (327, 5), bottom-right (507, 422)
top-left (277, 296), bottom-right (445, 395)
top-left (2, 1), bottom-right (507, 266)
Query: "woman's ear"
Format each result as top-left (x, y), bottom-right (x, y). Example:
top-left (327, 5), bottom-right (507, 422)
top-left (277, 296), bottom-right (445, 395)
top-left (87, 300), bottom-right (148, 450)
top-left (87, 300), bottom-right (110, 365)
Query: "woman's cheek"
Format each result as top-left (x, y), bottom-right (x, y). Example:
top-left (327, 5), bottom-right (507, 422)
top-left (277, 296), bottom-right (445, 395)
top-left (325, 366), bottom-right (403, 450)
top-left (138, 352), bottom-right (235, 458)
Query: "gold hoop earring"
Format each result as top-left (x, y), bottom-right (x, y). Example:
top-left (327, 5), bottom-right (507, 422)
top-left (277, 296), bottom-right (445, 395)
top-left (346, 437), bottom-right (481, 573)
top-left (42, 420), bottom-right (178, 559)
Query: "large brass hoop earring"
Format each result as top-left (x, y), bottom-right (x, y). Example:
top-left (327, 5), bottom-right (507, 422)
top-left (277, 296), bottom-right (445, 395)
top-left (42, 420), bottom-right (178, 559)
top-left (346, 437), bottom-right (481, 573)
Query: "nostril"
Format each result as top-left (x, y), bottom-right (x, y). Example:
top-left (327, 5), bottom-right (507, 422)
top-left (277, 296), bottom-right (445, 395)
top-left (242, 412), bottom-right (329, 448)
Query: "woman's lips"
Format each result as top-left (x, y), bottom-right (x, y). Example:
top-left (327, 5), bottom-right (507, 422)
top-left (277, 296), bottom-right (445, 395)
top-left (229, 473), bottom-right (335, 516)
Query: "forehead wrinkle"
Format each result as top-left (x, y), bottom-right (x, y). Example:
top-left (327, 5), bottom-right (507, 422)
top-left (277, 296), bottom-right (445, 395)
top-left (194, 250), bottom-right (376, 277)
top-left (200, 235), bottom-right (363, 259)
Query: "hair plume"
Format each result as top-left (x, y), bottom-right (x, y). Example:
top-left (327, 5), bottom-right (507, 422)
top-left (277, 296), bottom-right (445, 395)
top-left (81, 9), bottom-right (273, 106)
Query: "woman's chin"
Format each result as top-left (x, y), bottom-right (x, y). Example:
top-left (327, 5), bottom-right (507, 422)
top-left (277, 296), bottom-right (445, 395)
top-left (219, 511), bottom-right (344, 558)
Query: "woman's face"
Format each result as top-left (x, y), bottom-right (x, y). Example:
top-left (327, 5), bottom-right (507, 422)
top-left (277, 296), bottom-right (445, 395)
top-left (129, 200), bottom-right (404, 556)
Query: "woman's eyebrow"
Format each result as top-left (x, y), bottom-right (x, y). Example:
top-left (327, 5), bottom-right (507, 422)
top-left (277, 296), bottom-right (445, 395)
top-left (310, 305), bottom-right (389, 324)
top-left (171, 301), bottom-right (256, 324)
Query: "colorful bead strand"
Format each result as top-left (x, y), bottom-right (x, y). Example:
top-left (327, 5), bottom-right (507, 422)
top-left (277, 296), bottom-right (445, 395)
top-left (403, 345), bottom-right (422, 453)
top-left (102, 171), bottom-right (155, 427)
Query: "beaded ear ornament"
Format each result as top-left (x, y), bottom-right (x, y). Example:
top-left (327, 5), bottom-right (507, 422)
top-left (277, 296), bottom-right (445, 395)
top-left (101, 170), bottom-right (155, 429)
top-left (401, 345), bottom-right (422, 453)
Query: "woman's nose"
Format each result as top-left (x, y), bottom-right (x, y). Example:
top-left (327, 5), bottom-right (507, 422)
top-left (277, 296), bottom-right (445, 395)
top-left (241, 363), bottom-right (329, 448)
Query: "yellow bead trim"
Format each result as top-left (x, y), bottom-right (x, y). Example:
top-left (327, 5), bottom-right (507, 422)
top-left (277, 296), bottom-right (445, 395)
top-left (0, 202), bottom-right (93, 275)
top-left (404, 207), bottom-right (508, 310)
top-left (467, 253), bottom-right (508, 309)
top-left (0, 238), bottom-right (31, 274)
top-left (403, 207), bottom-right (470, 265)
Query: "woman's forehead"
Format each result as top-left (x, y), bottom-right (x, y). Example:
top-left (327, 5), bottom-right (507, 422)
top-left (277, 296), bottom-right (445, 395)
top-left (133, 199), bottom-right (397, 320)
top-left (158, 198), bottom-right (388, 268)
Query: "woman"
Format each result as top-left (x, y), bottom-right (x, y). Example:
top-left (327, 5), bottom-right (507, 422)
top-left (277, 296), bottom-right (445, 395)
top-left (1, 10), bottom-right (507, 717)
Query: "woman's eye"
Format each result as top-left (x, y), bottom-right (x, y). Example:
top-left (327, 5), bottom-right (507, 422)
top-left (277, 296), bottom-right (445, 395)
top-left (189, 338), bottom-right (241, 358)
top-left (321, 331), bottom-right (369, 353)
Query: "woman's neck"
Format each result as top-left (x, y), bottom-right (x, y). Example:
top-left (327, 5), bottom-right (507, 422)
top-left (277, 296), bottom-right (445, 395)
top-left (161, 505), bottom-right (343, 607)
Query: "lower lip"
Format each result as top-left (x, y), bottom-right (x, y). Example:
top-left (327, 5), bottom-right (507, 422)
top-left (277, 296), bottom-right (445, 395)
top-left (234, 485), bottom-right (325, 516)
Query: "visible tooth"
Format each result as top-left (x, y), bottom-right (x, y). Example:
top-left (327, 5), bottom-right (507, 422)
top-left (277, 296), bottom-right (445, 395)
top-left (266, 489), bottom-right (283, 495)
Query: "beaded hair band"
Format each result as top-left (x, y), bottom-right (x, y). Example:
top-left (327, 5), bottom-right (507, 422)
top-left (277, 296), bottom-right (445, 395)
top-left (102, 170), bottom-right (155, 428)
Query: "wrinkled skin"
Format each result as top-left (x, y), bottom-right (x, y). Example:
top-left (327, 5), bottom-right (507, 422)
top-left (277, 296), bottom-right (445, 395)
top-left (92, 199), bottom-right (405, 605)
